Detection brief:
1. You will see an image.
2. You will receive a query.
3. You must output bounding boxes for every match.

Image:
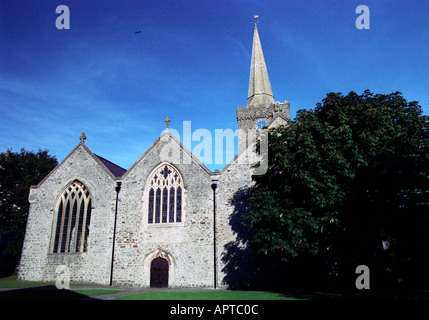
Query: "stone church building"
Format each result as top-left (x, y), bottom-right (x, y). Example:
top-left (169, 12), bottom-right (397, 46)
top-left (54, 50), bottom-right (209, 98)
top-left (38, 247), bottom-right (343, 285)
top-left (18, 25), bottom-right (291, 287)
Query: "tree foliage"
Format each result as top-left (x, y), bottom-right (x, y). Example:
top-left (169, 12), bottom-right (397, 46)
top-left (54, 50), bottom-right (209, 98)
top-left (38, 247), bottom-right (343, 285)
top-left (244, 91), bottom-right (429, 286)
top-left (0, 149), bottom-right (58, 257)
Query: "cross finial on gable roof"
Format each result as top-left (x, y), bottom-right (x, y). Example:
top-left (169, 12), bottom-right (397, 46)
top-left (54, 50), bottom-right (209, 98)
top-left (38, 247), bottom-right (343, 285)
top-left (164, 117), bottom-right (171, 129)
top-left (79, 131), bottom-right (87, 144)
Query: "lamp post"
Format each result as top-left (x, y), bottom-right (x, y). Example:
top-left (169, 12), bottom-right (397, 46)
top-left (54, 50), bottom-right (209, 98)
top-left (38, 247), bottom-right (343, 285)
top-left (110, 181), bottom-right (122, 286)
top-left (211, 179), bottom-right (218, 289)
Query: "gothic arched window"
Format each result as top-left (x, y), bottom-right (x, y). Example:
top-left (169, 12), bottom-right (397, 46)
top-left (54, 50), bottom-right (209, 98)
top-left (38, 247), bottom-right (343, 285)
top-left (51, 181), bottom-right (92, 253)
top-left (147, 164), bottom-right (183, 224)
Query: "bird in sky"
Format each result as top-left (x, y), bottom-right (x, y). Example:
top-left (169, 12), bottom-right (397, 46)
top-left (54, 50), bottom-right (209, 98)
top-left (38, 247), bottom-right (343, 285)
top-left (135, 31), bottom-right (142, 34)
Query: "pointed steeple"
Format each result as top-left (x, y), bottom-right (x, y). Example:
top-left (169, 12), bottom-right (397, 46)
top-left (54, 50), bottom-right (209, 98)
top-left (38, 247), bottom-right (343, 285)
top-left (237, 21), bottom-right (291, 153)
top-left (247, 24), bottom-right (274, 107)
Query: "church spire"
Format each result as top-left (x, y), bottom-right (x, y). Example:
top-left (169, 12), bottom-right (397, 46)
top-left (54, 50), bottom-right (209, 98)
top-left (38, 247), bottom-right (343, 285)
top-left (247, 24), bottom-right (274, 107)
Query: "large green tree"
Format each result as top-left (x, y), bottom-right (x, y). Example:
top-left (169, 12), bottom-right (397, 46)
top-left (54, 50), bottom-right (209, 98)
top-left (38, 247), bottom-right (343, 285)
top-left (244, 90), bottom-right (429, 287)
top-left (0, 149), bottom-right (57, 263)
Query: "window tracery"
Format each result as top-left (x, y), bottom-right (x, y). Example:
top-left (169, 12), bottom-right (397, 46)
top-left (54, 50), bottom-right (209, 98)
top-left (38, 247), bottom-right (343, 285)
top-left (52, 180), bottom-right (92, 253)
top-left (147, 164), bottom-right (183, 224)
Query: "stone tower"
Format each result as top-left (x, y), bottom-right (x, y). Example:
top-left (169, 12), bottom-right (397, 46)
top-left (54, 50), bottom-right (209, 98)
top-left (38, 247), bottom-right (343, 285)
top-left (237, 24), bottom-right (291, 152)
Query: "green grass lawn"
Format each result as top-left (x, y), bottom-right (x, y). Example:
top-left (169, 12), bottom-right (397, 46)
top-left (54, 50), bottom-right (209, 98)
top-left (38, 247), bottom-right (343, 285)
top-left (0, 276), bottom-right (302, 300)
top-left (0, 275), bottom-right (104, 288)
top-left (115, 290), bottom-right (299, 300)
top-left (0, 276), bottom-right (125, 299)
top-left (0, 275), bottom-right (54, 288)
top-left (72, 289), bottom-right (126, 297)
top-left (2, 275), bottom-right (429, 300)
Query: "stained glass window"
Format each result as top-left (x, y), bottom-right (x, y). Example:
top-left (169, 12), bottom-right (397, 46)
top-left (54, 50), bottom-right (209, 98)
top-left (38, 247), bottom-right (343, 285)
top-left (155, 188), bottom-right (161, 223)
top-left (162, 187), bottom-right (168, 223)
top-left (148, 189), bottom-right (154, 223)
top-left (169, 187), bottom-right (175, 223)
top-left (52, 181), bottom-right (92, 253)
top-left (147, 164), bottom-right (183, 224)
top-left (176, 186), bottom-right (182, 222)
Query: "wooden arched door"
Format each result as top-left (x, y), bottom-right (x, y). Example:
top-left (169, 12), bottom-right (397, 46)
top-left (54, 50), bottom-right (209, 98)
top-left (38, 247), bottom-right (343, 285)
top-left (150, 257), bottom-right (169, 288)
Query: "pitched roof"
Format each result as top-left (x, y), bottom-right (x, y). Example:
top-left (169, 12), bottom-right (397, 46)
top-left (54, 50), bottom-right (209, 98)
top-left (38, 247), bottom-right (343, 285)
top-left (94, 154), bottom-right (127, 178)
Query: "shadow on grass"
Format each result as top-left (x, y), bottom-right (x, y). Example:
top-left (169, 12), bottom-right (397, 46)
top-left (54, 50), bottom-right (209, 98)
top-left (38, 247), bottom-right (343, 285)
top-left (0, 286), bottom-right (98, 300)
top-left (273, 287), bottom-right (429, 300)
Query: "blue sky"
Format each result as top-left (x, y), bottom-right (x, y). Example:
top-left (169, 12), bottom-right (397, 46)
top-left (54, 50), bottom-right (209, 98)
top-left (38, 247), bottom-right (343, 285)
top-left (1, 0), bottom-right (428, 171)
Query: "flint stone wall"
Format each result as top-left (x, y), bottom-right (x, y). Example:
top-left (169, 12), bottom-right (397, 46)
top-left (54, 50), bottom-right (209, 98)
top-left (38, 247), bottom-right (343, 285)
top-left (18, 144), bottom-right (117, 285)
top-left (18, 132), bottom-right (254, 288)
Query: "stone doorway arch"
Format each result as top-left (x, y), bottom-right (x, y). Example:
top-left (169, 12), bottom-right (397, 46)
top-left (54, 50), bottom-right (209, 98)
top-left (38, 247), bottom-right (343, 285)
top-left (143, 249), bottom-right (174, 288)
top-left (150, 257), bottom-right (169, 288)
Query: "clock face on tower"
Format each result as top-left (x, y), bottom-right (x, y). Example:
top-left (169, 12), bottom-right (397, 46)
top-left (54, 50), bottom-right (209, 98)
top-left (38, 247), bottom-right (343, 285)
top-left (255, 119), bottom-right (268, 130)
